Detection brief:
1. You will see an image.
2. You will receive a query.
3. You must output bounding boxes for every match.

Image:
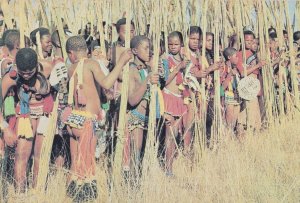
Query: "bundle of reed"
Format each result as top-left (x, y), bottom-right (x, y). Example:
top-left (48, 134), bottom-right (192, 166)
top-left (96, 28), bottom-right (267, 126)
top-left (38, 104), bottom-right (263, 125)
top-left (18, 1), bottom-right (26, 49)
top-left (0, 0), bottom-right (13, 29)
top-left (35, 98), bottom-right (59, 191)
top-left (284, 0), bottom-right (300, 110)
top-left (114, 0), bottom-right (132, 177)
top-left (94, 0), bottom-right (107, 59)
top-left (210, 0), bottom-right (223, 149)
top-left (274, 0), bottom-right (289, 116)
top-left (52, 5), bottom-right (68, 60)
top-left (199, 0), bottom-right (208, 153)
top-left (38, 0), bottom-right (49, 28)
top-left (260, 1), bottom-right (279, 124)
top-left (142, 0), bottom-right (162, 173)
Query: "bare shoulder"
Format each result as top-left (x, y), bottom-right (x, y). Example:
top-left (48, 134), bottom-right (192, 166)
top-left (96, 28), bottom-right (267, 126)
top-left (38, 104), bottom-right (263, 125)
top-left (129, 67), bottom-right (139, 78)
top-left (68, 64), bottom-right (76, 78)
top-left (2, 72), bottom-right (16, 87)
top-left (1, 58), bottom-right (11, 68)
top-left (85, 58), bottom-right (100, 70)
top-left (39, 59), bottom-right (53, 78)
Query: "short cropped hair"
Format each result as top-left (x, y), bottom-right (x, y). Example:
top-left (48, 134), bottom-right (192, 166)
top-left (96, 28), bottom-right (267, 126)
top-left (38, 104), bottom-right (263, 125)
top-left (66, 35), bottom-right (87, 53)
top-left (189, 26), bottom-right (202, 36)
top-left (115, 18), bottom-right (135, 33)
top-left (168, 31), bottom-right (184, 45)
top-left (269, 32), bottom-right (278, 40)
top-left (244, 30), bottom-right (255, 38)
top-left (4, 29), bottom-right (20, 51)
top-left (16, 48), bottom-right (38, 71)
top-left (293, 31), bottom-right (300, 41)
top-left (130, 35), bottom-right (149, 49)
top-left (223, 47), bottom-right (237, 61)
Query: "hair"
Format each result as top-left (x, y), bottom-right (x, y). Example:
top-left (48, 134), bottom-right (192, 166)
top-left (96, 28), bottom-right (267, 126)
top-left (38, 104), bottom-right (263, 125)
top-left (30, 27), bottom-right (50, 46)
top-left (244, 30), bottom-right (255, 38)
top-left (90, 39), bottom-right (109, 53)
top-left (168, 31), bottom-right (184, 45)
top-left (66, 35), bottom-right (87, 53)
top-left (0, 10), bottom-right (3, 16)
top-left (206, 32), bottom-right (214, 38)
top-left (223, 47), bottom-right (237, 61)
top-left (269, 32), bottom-right (278, 40)
top-left (16, 48), bottom-right (38, 71)
top-left (293, 31), bottom-right (300, 42)
top-left (130, 35), bottom-right (149, 49)
top-left (51, 30), bottom-right (61, 48)
top-left (268, 27), bottom-right (277, 35)
top-left (160, 31), bottom-right (166, 54)
top-left (2, 29), bottom-right (15, 42)
top-left (283, 30), bottom-right (288, 35)
top-left (4, 29), bottom-right (20, 51)
top-left (189, 26), bottom-right (202, 36)
top-left (115, 18), bottom-right (135, 33)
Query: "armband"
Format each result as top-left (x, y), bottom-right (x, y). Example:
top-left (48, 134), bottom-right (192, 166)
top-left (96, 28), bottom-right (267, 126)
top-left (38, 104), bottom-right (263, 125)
top-left (0, 120), bottom-right (9, 130)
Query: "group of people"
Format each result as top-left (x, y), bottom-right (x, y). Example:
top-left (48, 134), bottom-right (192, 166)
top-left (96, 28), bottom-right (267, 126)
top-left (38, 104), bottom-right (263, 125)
top-left (0, 9), bottom-right (299, 202)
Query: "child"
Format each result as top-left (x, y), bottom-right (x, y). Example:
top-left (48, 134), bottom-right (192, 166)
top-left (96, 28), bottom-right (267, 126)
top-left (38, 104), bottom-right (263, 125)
top-left (30, 27), bottom-right (53, 60)
top-left (0, 30), bottom-right (19, 159)
top-left (222, 47), bottom-right (241, 132)
top-left (162, 31), bottom-right (187, 176)
top-left (236, 31), bottom-right (265, 133)
top-left (64, 36), bottom-right (131, 201)
top-left (1, 48), bottom-right (50, 192)
top-left (111, 18), bottom-right (135, 68)
top-left (124, 35), bottom-right (159, 179)
top-left (183, 26), bottom-right (205, 156)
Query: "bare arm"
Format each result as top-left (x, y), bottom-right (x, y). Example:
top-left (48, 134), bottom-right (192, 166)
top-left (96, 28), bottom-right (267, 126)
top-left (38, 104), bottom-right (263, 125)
top-left (1, 74), bottom-right (16, 99)
top-left (238, 61), bottom-right (265, 77)
top-left (39, 60), bottom-right (53, 79)
top-left (91, 49), bottom-right (132, 89)
top-left (128, 68), bottom-right (148, 106)
top-left (222, 73), bottom-right (232, 90)
top-left (165, 63), bottom-right (183, 85)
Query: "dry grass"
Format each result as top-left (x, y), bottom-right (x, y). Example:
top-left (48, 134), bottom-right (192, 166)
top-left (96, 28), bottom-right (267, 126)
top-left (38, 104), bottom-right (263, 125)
top-left (1, 113), bottom-right (298, 203)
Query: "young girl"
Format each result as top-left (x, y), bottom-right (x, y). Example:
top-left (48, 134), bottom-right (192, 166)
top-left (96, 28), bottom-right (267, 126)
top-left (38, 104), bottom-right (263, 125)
top-left (162, 31), bottom-right (187, 176)
top-left (124, 35), bottom-right (159, 180)
top-left (222, 47), bottom-right (241, 132)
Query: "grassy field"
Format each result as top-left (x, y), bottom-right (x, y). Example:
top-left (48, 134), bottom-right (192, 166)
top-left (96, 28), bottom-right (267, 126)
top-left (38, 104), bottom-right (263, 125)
top-left (2, 113), bottom-right (299, 203)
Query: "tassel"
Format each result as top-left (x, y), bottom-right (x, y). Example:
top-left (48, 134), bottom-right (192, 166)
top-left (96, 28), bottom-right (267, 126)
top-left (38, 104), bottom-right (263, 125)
top-left (37, 115), bottom-right (50, 135)
top-left (61, 106), bottom-right (72, 123)
top-left (176, 73), bottom-right (183, 86)
top-left (157, 89), bottom-right (165, 116)
top-left (19, 89), bottom-right (30, 115)
top-left (178, 83), bottom-right (185, 91)
top-left (4, 96), bottom-right (16, 117)
top-left (184, 97), bottom-right (192, 105)
top-left (76, 120), bottom-right (95, 179)
top-left (162, 59), bottom-right (169, 80)
top-left (43, 94), bottom-right (54, 114)
top-left (17, 117), bottom-right (33, 139)
top-left (8, 116), bottom-right (17, 131)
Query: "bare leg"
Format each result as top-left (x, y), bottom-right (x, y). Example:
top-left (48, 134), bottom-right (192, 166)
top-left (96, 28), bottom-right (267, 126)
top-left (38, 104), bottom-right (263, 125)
top-left (122, 128), bottom-right (131, 170)
top-left (55, 155), bottom-right (65, 168)
top-left (131, 128), bottom-right (144, 175)
top-left (0, 137), bottom-right (5, 157)
top-left (165, 123), bottom-right (178, 175)
top-left (32, 134), bottom-right (43, 188)
top-left (14, 138), bottom-right (33, 193)
top-left (69, 123), bottom-right (97, 180)
top-left (184, 103), bottom-right (194, 153)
